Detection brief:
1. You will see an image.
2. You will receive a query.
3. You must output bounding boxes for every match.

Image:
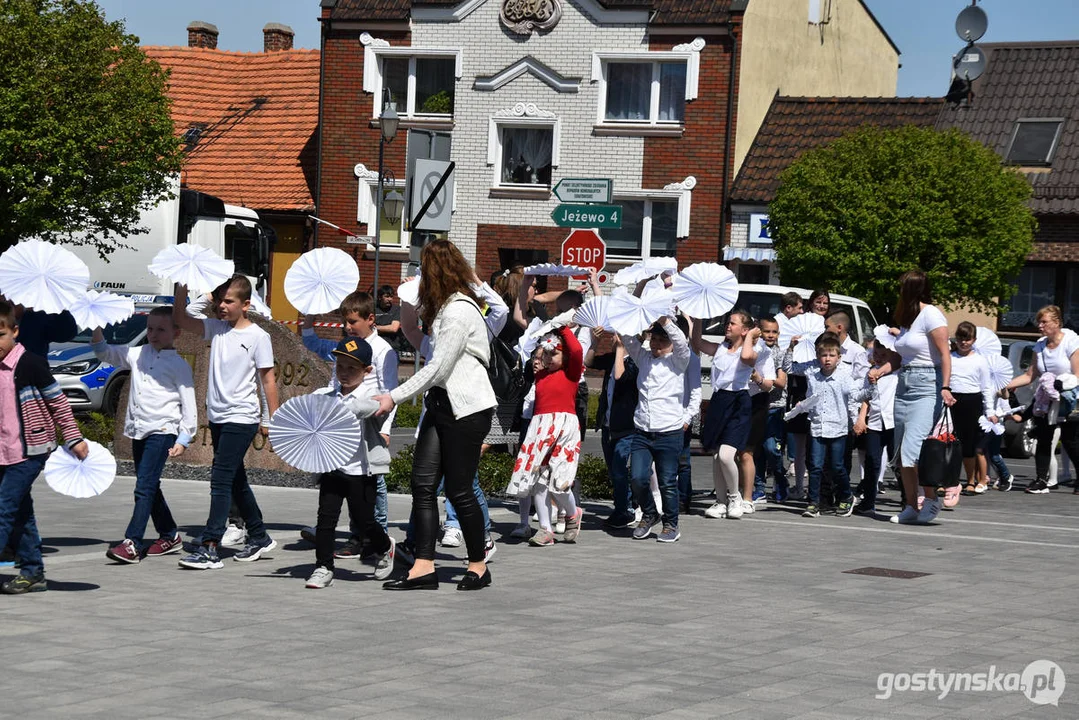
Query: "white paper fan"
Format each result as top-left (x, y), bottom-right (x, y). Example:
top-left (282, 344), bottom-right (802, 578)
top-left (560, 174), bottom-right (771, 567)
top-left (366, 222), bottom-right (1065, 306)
top-left (515, 317), bottom-right (545, 362)
top-left (611, 257), bottom-right (679, 286)
top-left (777, 312), bottom-right (825, 354)
top-left (986, 354), bottom-right (1013, 391)
top-left (792, 332), bottom-right (824, 364)
top-left (68, 290), bottom-right (135, 331)
top-left (873, 324), bottom-right (897, 351)
top-left (44, 440), bottom-right (116, 498)
top-left (573, 296), bottom-right (611, 330)
top-left (269, 393), bottom-right (363, 473)
top-left (607, 286), bottom-right (671, 336)
top-left (284, 248), bottom-right (360, 316)
top-left (783, 394), bottom-right (820, 422)
top-left (398, 277), bottom-right (420, 307)
top-left (979, 415), bottom-right (1006, 435)
top-left (522, 263), bottom-right (591, 277)
top-left (974, 326), bottom-right (1002, 357)
top-left (0, 239), bottom-right (90, 315)
top-left (670, 263), bottom-right (739, 319)
top-left (148, 244), bottom-right (234, 294)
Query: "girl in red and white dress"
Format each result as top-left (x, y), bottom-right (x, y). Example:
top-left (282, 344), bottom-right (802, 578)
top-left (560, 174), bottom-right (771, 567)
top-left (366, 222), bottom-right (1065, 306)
top-left (506, 323), bottom-right (584, 546)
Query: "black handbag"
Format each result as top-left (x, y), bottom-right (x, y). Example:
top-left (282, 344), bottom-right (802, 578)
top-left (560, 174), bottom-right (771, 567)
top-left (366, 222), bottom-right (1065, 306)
top-left (918, 407), bottom-right (963, 488)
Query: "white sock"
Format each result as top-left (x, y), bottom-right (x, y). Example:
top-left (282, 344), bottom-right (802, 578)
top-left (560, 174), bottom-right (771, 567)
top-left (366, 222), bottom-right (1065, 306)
top-left (534, 487), bottom-right (552, 530)
top-left (518, 494), bottom-right (532, 527)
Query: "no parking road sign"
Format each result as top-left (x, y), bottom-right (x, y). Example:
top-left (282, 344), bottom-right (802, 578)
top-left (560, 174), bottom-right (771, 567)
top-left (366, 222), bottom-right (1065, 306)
top-left (561, 229), bottom-right (607, 282)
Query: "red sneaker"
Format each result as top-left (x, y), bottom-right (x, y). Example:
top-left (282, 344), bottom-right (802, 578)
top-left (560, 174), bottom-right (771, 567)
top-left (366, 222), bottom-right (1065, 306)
top-left (106, 539), bottom-right (141, 564)
top-left (145, 533), bottom-right (183, 557)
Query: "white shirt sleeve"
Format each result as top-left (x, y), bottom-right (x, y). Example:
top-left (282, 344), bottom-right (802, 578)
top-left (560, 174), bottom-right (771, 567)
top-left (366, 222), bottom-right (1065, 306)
top-left (377, 345), bottom-right (399, 436)
top-left (177, 363), bottom-right (199, 446)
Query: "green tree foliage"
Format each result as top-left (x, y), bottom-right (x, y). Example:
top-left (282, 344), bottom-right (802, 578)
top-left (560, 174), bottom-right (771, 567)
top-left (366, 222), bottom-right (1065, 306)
top-left (769, 125), bottom-right (1037, 316)
top-left (0, 0), bottom-right (183, 252)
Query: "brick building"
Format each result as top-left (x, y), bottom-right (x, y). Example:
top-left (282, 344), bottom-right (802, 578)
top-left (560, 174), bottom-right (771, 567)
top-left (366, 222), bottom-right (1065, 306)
top-left (314, 0), bottom-right (899, 286)
top-left (935, 42), bottom-right (1079, 333)
top-left (144, 22), bottom-right (320, 320)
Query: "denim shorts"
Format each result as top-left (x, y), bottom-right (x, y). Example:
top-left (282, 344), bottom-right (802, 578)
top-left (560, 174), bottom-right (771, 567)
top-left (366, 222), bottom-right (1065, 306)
top-left (893, 365), bottom-right (942, 467)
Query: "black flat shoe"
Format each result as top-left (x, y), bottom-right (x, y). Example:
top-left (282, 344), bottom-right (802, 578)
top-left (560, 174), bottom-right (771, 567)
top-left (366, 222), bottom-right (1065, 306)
top-left (456, 568), bottom-right (492, 591)
top-left (382, 571), bottom-right (439, 591)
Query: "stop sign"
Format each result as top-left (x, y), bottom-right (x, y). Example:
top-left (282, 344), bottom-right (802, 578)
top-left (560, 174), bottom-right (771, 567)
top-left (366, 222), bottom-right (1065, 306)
top-left (561, 229), bottom-right (606, 281)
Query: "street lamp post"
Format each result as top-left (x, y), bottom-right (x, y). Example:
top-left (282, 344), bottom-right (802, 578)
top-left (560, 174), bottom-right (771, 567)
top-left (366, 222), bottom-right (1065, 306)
top-left (372, 96), bottom-right (400, 294)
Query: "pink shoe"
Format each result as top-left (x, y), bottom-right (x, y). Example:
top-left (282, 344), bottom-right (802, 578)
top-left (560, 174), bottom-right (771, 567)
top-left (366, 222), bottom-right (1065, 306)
top-left (943, 486), bottom-right (961, 509)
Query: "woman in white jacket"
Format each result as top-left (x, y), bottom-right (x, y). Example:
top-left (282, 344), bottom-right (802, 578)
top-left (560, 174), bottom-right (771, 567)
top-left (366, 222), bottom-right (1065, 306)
top-left (375, 240), bottom-right (497, 591)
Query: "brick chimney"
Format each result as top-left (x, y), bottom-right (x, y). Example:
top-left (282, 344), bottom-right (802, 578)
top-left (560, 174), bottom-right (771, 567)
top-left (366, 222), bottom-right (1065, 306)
top-left (263, 23), bottom-right (294, 52)
top-left (187, 21), bottom-right (219, 49)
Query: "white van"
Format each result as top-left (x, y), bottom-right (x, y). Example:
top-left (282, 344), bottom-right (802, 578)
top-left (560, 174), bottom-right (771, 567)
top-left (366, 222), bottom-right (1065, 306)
top-left (698, 284), bottom-right (878, 398)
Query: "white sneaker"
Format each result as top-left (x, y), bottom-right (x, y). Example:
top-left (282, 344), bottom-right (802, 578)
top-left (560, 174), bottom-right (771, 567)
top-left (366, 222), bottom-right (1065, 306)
top-left (484, 537), bottom-right (497, 563)
top-left (741, 500), bottom-right (755, 515)
top-left (916, 498), bottom-right (942, 524)
top-left (890, 505), bottom-right (920, 524)
top-left (440, 527), bottom-right (464, 547)
top-left (509, 524), bottom-right (530, 539)
top-left (726, 494), bottom-right (744, 519)
top-left (704, 502), bottom-right (727, 519)
top-left (305, 566), bottom-right (334, 589)
top-left (221, 523), bottom-right (247, 547)
top-left (374, 536), bottom-right (396, 580)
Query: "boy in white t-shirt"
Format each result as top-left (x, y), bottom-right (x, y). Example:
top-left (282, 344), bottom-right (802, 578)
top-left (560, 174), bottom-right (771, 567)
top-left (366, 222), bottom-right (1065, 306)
top-left (173, 276), bottom-right (279, 570)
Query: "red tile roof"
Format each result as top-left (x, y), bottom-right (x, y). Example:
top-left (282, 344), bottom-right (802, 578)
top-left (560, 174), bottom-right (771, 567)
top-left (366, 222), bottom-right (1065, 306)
top-left (731, 96), bottom-right (944, 204)
top-left (935, 42), bottom-right (1079, 215)
top-left (143, 46), bottom-right (320, 212)
top-left (326, 0), bottom-right (736, 24)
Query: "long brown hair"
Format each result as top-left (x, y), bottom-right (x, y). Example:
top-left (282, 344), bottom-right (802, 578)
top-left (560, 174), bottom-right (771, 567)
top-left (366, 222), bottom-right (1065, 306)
top-left (492, 265), bottom-right (525, 307)
top-left (417, 240), bottom-right (480, 329)
top-left (893, 269), bottom-right (932, 328)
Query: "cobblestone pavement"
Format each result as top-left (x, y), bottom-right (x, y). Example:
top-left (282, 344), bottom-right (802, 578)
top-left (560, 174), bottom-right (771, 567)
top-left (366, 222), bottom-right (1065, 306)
top-left (1, 461), bottom-right (1076, 719)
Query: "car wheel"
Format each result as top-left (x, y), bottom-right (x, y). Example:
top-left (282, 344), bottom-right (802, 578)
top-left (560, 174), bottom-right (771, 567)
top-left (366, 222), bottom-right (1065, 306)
top-left (1007, 418), bottom-right (1035, 459)
top-left (103, 375), bottom-right (127, 416)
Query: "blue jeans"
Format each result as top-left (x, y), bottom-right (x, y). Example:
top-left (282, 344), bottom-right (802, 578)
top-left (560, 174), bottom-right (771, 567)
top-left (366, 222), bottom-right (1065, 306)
top-left (204, 423), bottom-right (268, 545)
top-left (630, 429), bottom-right (682, 528)
top-left (677, 427), bottom-right (692, 505)
top-left (0, 456), bottom-right (49, 578)
top-left (808, 435), bottom-right (852, 505)
top-left (442, 474), bottom-right (491, 533)
top-left (858, 428), bottom-right (894, 510)
top-left (125, 434), bottom-right (179, 549)
top-left (756, 408), bottom-right (787, 499)
top-left (601, 427), bottom-right (634, 515)
top-left (986, 433), bottom-right (1010, 480)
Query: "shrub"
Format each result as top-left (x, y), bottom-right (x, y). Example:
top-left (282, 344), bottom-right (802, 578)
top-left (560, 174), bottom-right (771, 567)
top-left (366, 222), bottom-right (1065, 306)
top-left (78, 412), bottom-right (115, 447)
top-left (576, 454), bottom-right (611, 500)
top-left (477, 451), bottom-right (514, 496)
top-left (386, 443), bottom-right (414, 492)
top-left (394, 402), bottom-right (422, 428)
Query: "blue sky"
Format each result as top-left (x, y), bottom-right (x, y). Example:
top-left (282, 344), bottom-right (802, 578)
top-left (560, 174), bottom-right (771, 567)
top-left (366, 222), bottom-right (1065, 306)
top-left (96, 0), bottom-right (1078, 97)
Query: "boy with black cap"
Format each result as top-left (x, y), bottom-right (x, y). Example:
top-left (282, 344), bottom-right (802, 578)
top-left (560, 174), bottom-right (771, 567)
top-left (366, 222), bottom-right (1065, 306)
top-left (305, 337), bottom-right (396, 588)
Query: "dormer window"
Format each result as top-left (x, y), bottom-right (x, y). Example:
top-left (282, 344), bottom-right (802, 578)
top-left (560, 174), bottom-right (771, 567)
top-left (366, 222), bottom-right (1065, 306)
top-left (1006, 119), bottom-right (1063, 166)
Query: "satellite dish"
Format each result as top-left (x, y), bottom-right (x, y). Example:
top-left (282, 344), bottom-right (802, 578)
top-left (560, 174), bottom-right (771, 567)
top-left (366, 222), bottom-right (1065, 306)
top-left (955, 4), bottom-right (988, 43)
top-left (953, 44), bottom-right (986, 81)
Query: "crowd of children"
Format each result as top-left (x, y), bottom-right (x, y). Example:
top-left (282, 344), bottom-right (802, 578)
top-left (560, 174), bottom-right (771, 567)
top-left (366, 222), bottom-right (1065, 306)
top-left (0, 268), bottom-right (1060, 596)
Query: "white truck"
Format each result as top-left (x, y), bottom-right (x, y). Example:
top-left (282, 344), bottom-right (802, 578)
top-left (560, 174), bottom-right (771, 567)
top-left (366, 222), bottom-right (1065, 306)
top-left (48, 178), bottom-right (276, 413)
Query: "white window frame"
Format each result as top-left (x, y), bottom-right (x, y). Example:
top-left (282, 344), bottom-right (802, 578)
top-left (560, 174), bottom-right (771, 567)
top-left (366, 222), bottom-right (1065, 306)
top-left (354, 164), bottom-right (410, 248)
top-left (605, 177), bottom-right (695, 260)
top-left (591, 40), bottom-right (703, 126)
top-left (361, 33), bottom-right (462, 119)
top-left (1005, 117), bottom-right (1065, 166)
top-left (487, 104), bottom-right (561, 188)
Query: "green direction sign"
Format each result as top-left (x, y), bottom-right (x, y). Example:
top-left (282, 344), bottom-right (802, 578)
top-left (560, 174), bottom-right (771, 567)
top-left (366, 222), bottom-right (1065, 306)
top-left (551, 204), bottom-right (622, 229)
top-left (552, 178), bottom-right (612, 203)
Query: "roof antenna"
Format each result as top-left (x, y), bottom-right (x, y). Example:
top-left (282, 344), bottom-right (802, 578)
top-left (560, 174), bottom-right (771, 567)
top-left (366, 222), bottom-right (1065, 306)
top-left (947, 2), bottom-right (988, 105)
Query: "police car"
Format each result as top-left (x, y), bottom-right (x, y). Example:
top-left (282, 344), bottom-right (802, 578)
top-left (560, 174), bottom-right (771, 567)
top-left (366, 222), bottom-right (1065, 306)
top-left (48, 310), bottom-right (150, 414)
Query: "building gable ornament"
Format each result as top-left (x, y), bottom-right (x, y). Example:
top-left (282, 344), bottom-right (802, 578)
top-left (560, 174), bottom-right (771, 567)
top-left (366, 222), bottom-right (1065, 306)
top-left (664, 176), bottom-right (697, 192)
top-left (354, 163), bottom-right (379, 181)
top-left (493, 102), bottom-right (557, 119)
top-left (475, 56), bottom-right (580, 93)
top-left (664, 176), bottom-right (696, 238)
top-left (500, 0), bottom-right (562, 36)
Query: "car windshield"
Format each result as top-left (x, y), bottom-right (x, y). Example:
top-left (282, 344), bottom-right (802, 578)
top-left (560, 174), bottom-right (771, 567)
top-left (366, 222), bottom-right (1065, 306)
top-left (700, 291), bottom-right (790, 334)
top-left (70, 314), bottom-right (147, 345)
